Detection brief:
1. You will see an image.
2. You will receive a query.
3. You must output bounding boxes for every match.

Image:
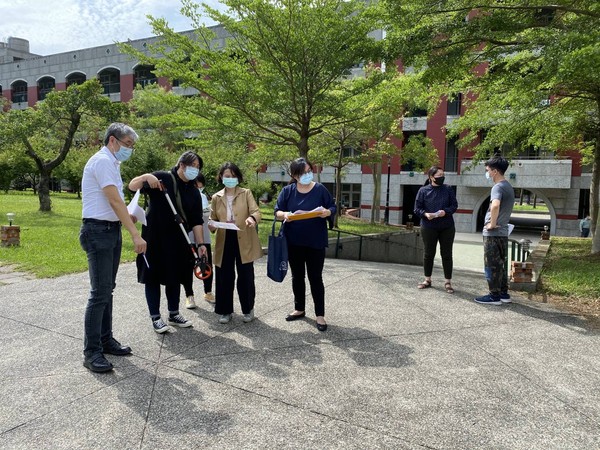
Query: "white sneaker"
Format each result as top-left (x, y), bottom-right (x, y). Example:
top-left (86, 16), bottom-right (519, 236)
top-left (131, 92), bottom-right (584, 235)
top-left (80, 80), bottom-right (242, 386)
top-left (167, 314), bottom-right (193, 328)
top-left (242, 309), bottom-right (255, 323)
top-left (152, 318), bottom-right (170, 334)
top-left (185, 295), bottom-right (197, 309)
top-left (219, 314), bottom-right (232, 324)
top-left (204, 292), bottom-right (215, 304)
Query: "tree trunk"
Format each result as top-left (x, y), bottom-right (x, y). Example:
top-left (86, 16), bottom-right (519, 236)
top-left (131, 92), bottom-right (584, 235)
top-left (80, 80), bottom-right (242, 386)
top-left (371, 162), bottom-right (381, 224)
top-left (298, 135), bottom-right (309, 160)
top-left (590, 139), bottom-right (600, 254)
top-left (334, 166), bottom-right (342, 228)
top-left (38, 170), bottom-right (52, 212)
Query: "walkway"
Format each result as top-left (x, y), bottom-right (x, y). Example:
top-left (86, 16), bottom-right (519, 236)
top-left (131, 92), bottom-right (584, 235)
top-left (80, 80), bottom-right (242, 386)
top-left (0, 254), bottom-right (598, 449)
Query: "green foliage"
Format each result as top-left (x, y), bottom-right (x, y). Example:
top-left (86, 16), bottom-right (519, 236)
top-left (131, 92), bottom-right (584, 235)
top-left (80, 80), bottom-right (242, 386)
top-left (0, 80), bottom-right (127, 211)
top-left (122, 0), bottom-right (386, 159)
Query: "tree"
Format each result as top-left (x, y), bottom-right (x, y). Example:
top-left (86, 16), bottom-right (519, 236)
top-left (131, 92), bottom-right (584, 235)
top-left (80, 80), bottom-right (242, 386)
top-left (0, 80), bottom-right (126, 211)
top-left (122, 0), bottom-right (386, 162)
top-left (384, 0), bottom-right (600, 252)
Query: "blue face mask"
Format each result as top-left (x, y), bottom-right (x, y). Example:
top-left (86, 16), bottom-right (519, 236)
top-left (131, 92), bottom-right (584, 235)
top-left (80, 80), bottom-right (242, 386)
top-left (485, 171), bottom-right (492, 181)
top-left (223, 177), bottom-right (239, 188)
top-left (299, 171), bottom-right (313, 185)
top-left (114, 146), bottom-right (133, 162)
top-left (184, 166), bottom-right (199, 181)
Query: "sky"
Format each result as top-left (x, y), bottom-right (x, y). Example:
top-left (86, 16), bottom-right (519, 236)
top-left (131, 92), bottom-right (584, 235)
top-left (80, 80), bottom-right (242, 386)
top-left (0, 0), bottom-right (224, 56)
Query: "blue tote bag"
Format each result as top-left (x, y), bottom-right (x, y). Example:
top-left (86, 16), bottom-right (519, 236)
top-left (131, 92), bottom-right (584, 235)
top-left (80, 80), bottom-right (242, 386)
top-left (267, 220), bottom-right (288, 282)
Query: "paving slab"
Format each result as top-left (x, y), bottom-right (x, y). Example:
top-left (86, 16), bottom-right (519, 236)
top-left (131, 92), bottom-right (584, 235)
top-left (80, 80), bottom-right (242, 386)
top-left (0, 256), bottom-right (598, 450)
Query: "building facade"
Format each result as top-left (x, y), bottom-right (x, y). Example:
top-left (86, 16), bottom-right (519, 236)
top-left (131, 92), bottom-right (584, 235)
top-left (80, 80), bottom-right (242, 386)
top-left (0, 32), bottom-right (591, 236)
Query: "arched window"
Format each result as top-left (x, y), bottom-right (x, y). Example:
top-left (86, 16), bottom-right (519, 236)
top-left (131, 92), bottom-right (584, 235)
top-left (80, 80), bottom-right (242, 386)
top-left (133, 65), bottom-right (157, 87)
top-left (66, 72), bottom-right (86, 87)
top-left (11, 80), bottom-right (28, 103)
top-left (38, 76), bottom-right (55, 100)
top-left (98, 68), bottom-right (120, 95)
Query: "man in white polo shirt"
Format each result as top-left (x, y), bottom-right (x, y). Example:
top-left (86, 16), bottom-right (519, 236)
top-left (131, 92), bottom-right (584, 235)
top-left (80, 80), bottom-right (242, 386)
top-left (80, 123), bottom-right (147, 373)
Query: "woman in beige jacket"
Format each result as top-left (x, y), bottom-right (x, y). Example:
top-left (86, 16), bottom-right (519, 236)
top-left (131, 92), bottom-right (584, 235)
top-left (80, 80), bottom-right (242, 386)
top-left (209, 162), bottom-right (262, 324)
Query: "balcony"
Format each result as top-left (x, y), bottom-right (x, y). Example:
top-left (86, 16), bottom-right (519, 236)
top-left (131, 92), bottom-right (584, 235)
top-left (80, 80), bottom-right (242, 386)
top-left (460, 158), bottom-right (572, 188)
top-left (401, 116), bottom-right (427, 132)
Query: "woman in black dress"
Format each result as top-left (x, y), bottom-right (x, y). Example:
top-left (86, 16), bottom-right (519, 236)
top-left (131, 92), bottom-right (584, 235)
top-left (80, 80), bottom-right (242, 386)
top-left (129, 151), bottom-right (207, 333)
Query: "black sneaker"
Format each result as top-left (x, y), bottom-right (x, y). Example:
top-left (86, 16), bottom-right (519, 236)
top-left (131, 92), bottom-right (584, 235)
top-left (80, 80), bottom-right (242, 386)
top-left (500, 292), bottom-right (511, 304)
top-left (474, 294), bottom-right (502, 305)
top-left (168, 314), bottom-right (193, 328)
top-left (152, 318), bottom-right (170, 334)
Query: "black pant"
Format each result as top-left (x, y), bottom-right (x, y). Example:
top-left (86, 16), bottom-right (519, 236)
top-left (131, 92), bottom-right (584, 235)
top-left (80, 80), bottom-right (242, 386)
top-left (420, 226), bottom-right (455, 279)
top-left (183, 243), bottom-right (214, 296)
top-left (287, 244), bottom-right (326, 317)
top-left (215, 230), bottom-right (255, 315)
top-left (145, 282), bottom-right (181, 318)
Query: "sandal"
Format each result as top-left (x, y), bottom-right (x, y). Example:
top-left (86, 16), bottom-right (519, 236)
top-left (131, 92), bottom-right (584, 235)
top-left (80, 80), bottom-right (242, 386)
top-left (444, 282), bottom-right (455, 294)
top-left (418, 280), bottom-right (432, 289)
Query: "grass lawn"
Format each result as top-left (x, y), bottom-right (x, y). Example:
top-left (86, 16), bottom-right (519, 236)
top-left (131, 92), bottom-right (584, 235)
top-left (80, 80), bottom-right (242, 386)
top-left (536, 237), bottom-right (600, 319)
top-left (512, 203), bottom-right (549, 212)
top-left (1, 192), bottom-right (402, 278)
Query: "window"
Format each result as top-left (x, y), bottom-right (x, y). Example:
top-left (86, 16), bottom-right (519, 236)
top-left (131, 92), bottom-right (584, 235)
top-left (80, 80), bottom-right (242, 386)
top-left (66, 72), bottom-right (86, 86)
top-left (134, 65), bottom-right (157, 87)
top-left (11, 80), bottom-right (27, 103)
top-left (340, 183), bottom-right (361, 208)
top-left (98, 68), bottom-right (120, 94)
top-left (447, 93), bottom-right (461, 116)
top-left (342, 145), bottom-right (361, 158)
top-left (38, 77), bottom-right (55, 101)
top-left (444, 137), bottom-right (458, 172)
top-left (406, 107), bottom-right (428, 117)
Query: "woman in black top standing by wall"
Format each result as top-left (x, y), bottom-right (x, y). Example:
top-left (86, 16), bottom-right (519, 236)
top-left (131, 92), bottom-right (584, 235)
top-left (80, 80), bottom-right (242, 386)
top-left (414, 166), bottom-right (458, 293)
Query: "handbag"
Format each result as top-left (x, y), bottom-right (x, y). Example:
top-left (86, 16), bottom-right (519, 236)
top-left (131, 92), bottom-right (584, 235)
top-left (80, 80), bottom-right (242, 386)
top-left (267, 220), bottom-right (288, 282)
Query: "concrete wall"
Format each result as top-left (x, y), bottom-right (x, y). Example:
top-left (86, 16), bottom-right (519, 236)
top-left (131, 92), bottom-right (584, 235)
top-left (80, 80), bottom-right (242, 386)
top-left (326, 230), bottom-right (423, 265)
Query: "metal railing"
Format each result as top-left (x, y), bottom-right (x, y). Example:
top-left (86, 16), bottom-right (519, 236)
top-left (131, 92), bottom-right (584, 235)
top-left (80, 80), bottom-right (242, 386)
top-left (329, 228), bottom-right (366, 260)
top-left (507, 238), bottom-right (532, 273)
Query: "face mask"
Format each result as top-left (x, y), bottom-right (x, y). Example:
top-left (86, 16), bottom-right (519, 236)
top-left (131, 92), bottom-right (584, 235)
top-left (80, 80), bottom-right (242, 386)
top-left (223, 177), bottom-right (239, 188)
top-left (184, 166), bottom-right (199, 181)
top-left (485, 171), bottom-right (492, 181)
top-left (299, 171), bottom-right (313, 185)
top-left (198, 187), bottom-right (204, 193)
top-left (433, 176), bottom-right (445, 185)
top-left (114, 146), bottom-right (133, 162)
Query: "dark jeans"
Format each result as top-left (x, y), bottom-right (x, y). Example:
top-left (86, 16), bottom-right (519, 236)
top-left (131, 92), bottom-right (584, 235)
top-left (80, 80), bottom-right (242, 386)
top-left (183, 243), bottom-right (214, 296)
top-left (145, 282), bottom-right (181, 318)
top-left (215, 230), bottom-right (255, 315)
top-left (287, 244), bottom-right (326, 317)
top-left (79, 220), bottom-right (122, 359)
top-left (483, 236), bottom-right (509, 295)
top-left (581, 228), bottom-right (590, 238)
top-left (420, 226), bottom-right (455, 279)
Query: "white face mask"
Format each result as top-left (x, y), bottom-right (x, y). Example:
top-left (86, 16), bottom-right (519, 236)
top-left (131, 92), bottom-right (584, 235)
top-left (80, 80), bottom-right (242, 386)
top-left (198, 187), bottom-right (204, 193)
top-left (485, 171), bottom-right (492, 181)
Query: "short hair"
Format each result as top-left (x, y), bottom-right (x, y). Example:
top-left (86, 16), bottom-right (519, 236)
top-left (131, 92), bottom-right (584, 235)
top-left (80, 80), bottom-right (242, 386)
top-left (103, 122), bottom-right (138, 145)
top-left (217, 162), bottom-right (244, 183)
top-left (485, 156), bottom-right (509, 175)
top-left (289, 158), bottom-right (313, 182)
top-left (176, 151), bottom-right (203, 171)
top-left (195, 173), bottom-right (206, 185)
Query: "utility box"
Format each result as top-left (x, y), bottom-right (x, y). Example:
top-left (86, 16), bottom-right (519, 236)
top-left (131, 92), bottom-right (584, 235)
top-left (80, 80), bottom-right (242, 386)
top-left (1, 226), bottom-right (21, 247)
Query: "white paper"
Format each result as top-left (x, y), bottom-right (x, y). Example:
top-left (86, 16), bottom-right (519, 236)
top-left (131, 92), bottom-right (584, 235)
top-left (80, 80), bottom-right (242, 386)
top-left (208, 219), bottom-right (240, 230)
top-left (292, 206), bottom-right (325, 215)
top-left (508, 223), bottom-right (515, 235)
top-left (127, 190), bottom-right (147, 226)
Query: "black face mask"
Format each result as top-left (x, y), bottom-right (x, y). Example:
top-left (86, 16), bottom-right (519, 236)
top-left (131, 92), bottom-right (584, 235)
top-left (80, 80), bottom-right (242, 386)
top-left (433, 176), bottom-right (445, 185)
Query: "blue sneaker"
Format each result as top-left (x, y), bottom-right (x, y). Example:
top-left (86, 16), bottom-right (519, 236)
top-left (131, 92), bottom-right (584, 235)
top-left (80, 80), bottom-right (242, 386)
top-left (474, 294), bottom-right (502, 305)
top-left (500, 292), bottom-right (511, 304)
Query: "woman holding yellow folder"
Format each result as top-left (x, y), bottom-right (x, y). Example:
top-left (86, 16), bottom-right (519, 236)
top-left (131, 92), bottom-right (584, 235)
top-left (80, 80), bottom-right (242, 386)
top-left (274, 158), bottom-right (336, 331)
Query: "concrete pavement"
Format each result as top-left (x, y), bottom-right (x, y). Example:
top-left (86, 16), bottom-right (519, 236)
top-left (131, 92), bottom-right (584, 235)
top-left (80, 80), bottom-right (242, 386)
top-left (0, 250), bottom-right (599, 449)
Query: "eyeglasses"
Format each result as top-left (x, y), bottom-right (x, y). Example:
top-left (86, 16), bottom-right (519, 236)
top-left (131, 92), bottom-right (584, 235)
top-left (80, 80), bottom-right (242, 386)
top-left (116, 137), bottom-right (135, 150)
